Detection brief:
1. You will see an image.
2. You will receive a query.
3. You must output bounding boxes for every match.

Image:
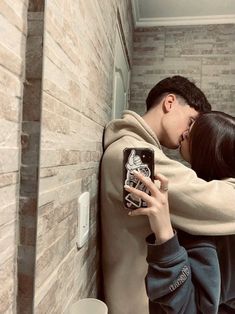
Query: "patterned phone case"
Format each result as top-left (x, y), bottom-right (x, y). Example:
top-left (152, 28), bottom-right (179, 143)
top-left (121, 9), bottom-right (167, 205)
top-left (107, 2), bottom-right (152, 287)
top-left (123, 148), bottom-right (154, 209)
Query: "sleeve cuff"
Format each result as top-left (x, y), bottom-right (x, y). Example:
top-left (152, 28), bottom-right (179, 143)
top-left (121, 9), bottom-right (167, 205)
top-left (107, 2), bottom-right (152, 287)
top-left (146, 231), bottom-right (183, 263)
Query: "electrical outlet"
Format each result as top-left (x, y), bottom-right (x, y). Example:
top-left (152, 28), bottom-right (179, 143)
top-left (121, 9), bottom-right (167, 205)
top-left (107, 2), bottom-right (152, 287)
top-left (77, 192), bottom-right (90, 249)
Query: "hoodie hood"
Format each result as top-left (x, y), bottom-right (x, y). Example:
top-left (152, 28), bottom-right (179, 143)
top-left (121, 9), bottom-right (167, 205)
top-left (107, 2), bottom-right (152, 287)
top-left (104, 110), bottom-right (162, 150)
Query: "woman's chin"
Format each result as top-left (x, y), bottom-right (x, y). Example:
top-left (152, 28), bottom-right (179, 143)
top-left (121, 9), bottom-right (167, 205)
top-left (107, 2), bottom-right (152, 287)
top-left (179, 144), bottom-right (190, 163)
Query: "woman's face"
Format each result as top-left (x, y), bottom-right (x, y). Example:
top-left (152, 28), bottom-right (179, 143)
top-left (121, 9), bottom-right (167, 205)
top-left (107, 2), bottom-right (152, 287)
top-left (179, 122), bottom-right (195, 163)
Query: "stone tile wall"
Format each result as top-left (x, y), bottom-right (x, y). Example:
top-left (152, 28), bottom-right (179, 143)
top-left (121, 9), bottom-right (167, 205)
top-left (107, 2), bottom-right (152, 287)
top-left (2, 4), bottom-right (234, 313)
top-left (130, 24), bottom-right (235, 161)
top-left (130, 24), bottom-right (235, 116)
top-left (17, 1), bottom-right (45, 313)
top-left (33, 0), bottom-right (133, 313)
top-left (0, 1), bottom-right (28, 313)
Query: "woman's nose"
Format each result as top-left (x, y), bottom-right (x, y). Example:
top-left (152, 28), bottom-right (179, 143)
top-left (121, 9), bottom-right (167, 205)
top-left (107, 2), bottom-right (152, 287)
top-left (182, 130), bottom-right (189, 140)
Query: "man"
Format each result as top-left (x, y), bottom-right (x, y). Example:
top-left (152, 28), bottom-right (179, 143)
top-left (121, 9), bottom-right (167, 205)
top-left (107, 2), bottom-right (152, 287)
top-left (100, 76), bottom-right (235, 314)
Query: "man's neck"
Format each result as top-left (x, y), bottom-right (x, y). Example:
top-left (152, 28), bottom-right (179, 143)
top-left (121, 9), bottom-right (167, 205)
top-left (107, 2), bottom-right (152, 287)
top-left (142, 107), bottom-right (163, 144)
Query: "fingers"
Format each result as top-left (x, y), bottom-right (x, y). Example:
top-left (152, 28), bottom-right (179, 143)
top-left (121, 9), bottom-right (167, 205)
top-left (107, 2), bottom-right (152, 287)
top-left (124, 172), bottom-right (169, 219)
top-left (128, 208), bottom-right (148, 217)
top-left (155, 173), bottom-right (168, 193)
top-left (124, 184), bottom-right (152, 204)
top-left (130, 170), bottom-right (157, 196)
top-left (131, 171), bottom-right (169, 194)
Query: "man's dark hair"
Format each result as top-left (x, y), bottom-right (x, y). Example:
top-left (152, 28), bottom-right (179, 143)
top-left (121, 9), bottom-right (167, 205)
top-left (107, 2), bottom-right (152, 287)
top-left (146, 75), bottom-right (211, 112)
top-left (189, 111), bottom-right (235, 181)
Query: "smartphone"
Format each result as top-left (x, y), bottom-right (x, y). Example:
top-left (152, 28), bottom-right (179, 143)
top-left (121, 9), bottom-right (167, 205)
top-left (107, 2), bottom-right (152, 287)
top-left (123, 148), bottom-right (154, 210)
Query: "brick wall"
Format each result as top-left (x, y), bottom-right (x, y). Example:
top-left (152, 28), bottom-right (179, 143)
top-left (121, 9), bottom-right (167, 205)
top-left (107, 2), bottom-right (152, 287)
top-left (2, 4), bottom-right (235, 313)
top-left (0, 1), bottom-right (28, 313)
top-left (130, 24), bottom-right (235, 115)
top-left (33, 0), bottom-right (133, 313)
top-left (130, 24), bottom-right (235, 161)
top-left (17, 1), bottom-right (45, 312)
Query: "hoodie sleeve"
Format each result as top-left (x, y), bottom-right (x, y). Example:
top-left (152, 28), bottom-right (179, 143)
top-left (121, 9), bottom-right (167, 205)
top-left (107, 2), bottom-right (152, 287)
top-left (145, 233), bottom-right (221, 314)
top-left (154, 149), bottom-right (235, 235)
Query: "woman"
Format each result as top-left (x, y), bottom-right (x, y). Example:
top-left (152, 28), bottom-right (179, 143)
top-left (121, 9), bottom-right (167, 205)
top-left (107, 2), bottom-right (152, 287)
top-left (124, 111), bottom-right (235, 314)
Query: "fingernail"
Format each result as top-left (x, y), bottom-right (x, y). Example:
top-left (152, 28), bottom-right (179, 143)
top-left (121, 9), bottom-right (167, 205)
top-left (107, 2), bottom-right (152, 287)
top-left (124, 185), bottom-right (130, 189)
top-left (128, 211), bottom-right (132, 216)
top-left (133, 170), bottom-right (138, 174)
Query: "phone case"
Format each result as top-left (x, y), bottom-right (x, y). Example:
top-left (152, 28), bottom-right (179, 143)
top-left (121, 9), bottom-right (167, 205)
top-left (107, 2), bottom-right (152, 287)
top-left (123, 148), bottom-right (154, 210)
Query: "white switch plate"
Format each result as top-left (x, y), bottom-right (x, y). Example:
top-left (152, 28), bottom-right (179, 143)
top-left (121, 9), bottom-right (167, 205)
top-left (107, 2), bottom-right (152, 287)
top-left (77, 192), bottom-right (90, 249)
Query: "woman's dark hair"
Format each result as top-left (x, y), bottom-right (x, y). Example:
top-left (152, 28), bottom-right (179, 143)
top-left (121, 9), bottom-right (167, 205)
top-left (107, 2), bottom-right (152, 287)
top-left (146, 76), bottom-right (211, 112)
top-left (189, 111), bottom-right (235, 181)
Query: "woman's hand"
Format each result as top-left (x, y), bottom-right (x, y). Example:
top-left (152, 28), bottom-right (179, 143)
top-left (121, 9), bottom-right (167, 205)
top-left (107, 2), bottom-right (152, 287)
top-left (124, 170), bottom-right (174, 245)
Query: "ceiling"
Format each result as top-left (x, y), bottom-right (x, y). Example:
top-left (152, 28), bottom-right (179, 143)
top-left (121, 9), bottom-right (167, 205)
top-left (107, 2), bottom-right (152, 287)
top-left (131, 0), bottom-right (235, 27)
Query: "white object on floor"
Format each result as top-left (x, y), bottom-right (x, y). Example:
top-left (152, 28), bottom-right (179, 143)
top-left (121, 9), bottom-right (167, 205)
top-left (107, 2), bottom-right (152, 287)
top-left (69, 298), bottom-right (108, 314)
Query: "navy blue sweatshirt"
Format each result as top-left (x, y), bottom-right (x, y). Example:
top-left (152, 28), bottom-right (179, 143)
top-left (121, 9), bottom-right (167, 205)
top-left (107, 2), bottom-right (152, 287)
top-left (146, 230), bottom-right (235, 314)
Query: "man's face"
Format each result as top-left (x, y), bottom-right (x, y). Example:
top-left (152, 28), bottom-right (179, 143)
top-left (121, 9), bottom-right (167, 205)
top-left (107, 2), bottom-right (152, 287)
top-left (179, 123), bottom-right (194, 163)
top-left (161, 98), bottom-right (198, 149)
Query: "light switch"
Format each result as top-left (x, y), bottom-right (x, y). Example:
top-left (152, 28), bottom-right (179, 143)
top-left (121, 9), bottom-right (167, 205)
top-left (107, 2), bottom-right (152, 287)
top-left (77, 192), bottom-right (90, 249)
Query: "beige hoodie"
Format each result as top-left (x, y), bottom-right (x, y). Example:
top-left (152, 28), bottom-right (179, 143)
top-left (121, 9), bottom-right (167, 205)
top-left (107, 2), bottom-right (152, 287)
top-left (100, 110), bottom-right (235, 314)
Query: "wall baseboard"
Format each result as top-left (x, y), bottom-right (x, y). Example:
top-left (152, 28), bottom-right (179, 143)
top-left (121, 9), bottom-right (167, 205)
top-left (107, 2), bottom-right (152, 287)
top-left (135, 15), bottom-right (235, 27)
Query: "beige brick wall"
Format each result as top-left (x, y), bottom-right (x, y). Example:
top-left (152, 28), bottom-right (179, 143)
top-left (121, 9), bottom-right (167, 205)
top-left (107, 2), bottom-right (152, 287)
top-left (34, 0), bottom-right (133, 313)
top-left (130, 24), bottom-right (235, 116)
top-left (0, 0), bottom-right (28, 313)
top-left (130, 24), bottom-right (235, 161)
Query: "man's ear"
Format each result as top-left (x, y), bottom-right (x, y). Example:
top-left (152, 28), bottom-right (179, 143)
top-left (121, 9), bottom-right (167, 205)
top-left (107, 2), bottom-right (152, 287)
top-left (163, 94), bottom-right (176, 112)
